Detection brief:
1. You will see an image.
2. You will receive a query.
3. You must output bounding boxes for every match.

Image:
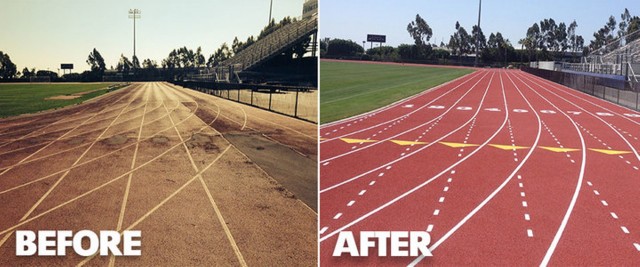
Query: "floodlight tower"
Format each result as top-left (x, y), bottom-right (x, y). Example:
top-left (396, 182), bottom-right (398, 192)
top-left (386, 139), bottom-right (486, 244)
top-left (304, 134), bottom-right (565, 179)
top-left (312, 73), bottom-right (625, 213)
top-left (128, 9), bottom-right (141, 67)
top-left (475, 0), bottom-right (481, 67)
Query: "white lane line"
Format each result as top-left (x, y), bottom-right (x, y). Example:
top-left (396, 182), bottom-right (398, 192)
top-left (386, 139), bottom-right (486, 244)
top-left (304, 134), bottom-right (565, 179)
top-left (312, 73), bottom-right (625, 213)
top-left (601, 200), bottom-right (609, 206)
top-left (433, 209), bottom-right (440, 216)
top-left (593, 190), bottom-right (600, 195)
top-left (611, 212), bottom-right (619, 219)
top-left (386, 166), bottom-right (392, 170)
top-left (321, 72), bottom-right (500, 243)
top-left (320, 73), bottom-right (487, 160)
top-left (443, 186), bottom-right (449, 192)
top-left (520, 73), bottom-right (640, 163)
top-left (358, 190), bottom-right (367, 196)
top-left (525, 214), bottom-right (531, 221)
top-left (587, 181), bottom-right (593, 186)
top-left (520, 192), bottom-right (526, 197)
top-left (411, 71), bottom-right (539, 266)
top-left (322, 162), bottom-right (330, 166)
top-left (622, 226), bottom-right (630, 234)
top-left (347, 201), bottom-right (355, 207)
top-left (447, 178), bottom-right (452, 183)
top-left (522, 201), bottom-right (528, 207)
top-left (319, 227), bottom-right (328, 235)
top-left (369, 181), bottom-right (376, 186)
top-left (527, 229), bottom-right (534, 237)
top-left (427, 224), bottom-right (434, 232)
top-left (512, 72), bottom-right (587, 267)
top-left (333, 213), bottom-right (342, 219)
top-left (378, 172), bottom-right (384, 177)
top-left (439, 197), bottom-right (445, 203)
top-left (518, 182), bottom-right (524, 188)
top-left (634, 243), bottom-right (640, 251)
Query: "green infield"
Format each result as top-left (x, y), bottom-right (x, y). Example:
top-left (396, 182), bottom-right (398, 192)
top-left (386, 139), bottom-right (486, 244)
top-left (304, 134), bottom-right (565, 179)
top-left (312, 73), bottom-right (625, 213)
top-left (0, 83), bottom-right (121, 117)
top-left (320, 61), bottom-right (474, 123)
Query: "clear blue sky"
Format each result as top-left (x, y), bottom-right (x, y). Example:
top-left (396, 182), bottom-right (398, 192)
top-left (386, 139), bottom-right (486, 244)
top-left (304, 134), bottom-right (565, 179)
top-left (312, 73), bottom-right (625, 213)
top-left (321, 0), bottom-right (640, 48)
top-left (0, 0), bottom-right (304, 73)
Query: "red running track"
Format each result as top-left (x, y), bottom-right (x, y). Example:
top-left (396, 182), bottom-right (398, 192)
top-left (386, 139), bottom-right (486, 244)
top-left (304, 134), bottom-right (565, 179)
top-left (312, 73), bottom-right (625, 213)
top-left (319, 69), bottom-right (640, 266)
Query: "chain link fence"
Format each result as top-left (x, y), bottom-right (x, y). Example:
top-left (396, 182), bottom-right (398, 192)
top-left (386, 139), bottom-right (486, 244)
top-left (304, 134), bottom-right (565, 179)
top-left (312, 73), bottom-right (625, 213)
top-left (522, 66), bottom-right (640, 111)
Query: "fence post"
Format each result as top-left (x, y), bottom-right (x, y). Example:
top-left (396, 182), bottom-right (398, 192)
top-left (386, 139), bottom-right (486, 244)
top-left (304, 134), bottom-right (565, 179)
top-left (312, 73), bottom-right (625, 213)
top-left (294, 89), bottom-right (299, 118)
top-left (237, 89), bottom-right (240, 102)
top-left (250, 89), bottom-right (254, 106)
top-left (617, 88), bottom-right (620, 104)
top-left (269, 90), bottom-right (273, 111)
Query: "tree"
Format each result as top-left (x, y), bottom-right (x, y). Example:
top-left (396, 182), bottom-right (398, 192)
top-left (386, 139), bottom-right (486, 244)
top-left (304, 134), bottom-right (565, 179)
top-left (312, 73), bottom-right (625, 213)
top-left (0, 51), bottom-right (18, 79)
top-left (21, 67), bottom-right (33, 78)
top-left (472, 25), bottom-right (486, 52)
top-left (195, 46), bottom-right (205, 67)
top-left (325, 39), bottom-right (363, 57)
top-left (567, 20), bottom-right (578, 52)
top-left (86, 48), bottom-right (106, 75)
top-left (407, 14), bottom-right (433, 47)
top-left (132, 55), bottom-right (141, 70)
top-left (448, 21), bottom-right (472, 56)
top-left (116, 54), bottom-right (133, 75)
top-left (619, 8), bottom-right (632, 38)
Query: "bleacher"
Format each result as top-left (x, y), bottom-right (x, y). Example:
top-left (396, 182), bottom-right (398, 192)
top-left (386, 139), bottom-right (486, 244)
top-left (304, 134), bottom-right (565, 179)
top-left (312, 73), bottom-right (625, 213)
top-left (562, 29), bottom-right (640, 83)
top-left (212, 15), bottom-right (317, 82)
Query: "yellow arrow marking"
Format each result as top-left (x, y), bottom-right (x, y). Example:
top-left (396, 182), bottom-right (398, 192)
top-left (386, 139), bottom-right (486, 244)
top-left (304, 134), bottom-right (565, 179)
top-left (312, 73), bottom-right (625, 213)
top-left (390, 140), bottom-right (429, 146)
top-left (340, 138), bottom-right (378, 144)
top-left (489, 144), bottom-right (530, 150)
top-left (538, 146), bottom-right (581, 153)
top-left (588, 148), bottom-right (633, 155)
top-left (439, 142), bottom-right (480, 148)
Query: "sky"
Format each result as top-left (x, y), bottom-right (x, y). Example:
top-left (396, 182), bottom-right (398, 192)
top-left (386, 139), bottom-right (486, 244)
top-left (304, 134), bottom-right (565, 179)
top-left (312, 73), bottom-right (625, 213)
top-left (321, 0), bottom-right (640, 49)
top-left (0, 0), bottom-right (304, 73)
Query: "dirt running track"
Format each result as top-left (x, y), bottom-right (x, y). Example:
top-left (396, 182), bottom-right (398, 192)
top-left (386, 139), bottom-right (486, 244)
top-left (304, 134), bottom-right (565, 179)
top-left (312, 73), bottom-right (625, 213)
top-left (0, 82), bottom-right (317, 266)
top-left (320, 69), bottom-right (640, 265)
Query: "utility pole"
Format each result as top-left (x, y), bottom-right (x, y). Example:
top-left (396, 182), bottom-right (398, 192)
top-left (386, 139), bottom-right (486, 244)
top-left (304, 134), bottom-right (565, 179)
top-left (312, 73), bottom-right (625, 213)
top-left (268, 0), bottom-right (273, 25)
top-left (128, 9), bottom-right (141, 68)
top-left (475, 0), bottom-right (482, 67)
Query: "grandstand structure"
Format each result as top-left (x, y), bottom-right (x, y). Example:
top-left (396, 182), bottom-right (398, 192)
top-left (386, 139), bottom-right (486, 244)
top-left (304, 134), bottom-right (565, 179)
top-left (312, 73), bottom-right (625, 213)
top-left (190, 0), bottom-right (318, 84)
top-left (561, 28), bottom-right (640, 84)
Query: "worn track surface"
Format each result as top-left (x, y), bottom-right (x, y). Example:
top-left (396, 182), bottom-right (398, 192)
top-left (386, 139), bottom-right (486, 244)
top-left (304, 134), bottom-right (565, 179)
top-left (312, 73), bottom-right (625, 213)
top-left (0, 82), bottom-right (317, 266)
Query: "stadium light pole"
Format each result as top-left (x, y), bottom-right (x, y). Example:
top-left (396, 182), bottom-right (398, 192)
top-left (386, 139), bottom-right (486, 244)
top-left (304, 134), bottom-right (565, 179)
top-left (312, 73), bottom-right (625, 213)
top-left (128, 9), bottom-right (141, 67)
top-left (268, 0), bottom-right (273, 25)
top-left (475, 0), bottom-right (482, 67)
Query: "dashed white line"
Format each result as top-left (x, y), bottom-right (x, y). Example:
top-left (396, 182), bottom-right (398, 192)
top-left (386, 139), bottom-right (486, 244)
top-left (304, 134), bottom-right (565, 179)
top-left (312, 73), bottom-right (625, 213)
top-left (439, 197), bottom-right (445, 203)
top-left (610, 212), bottom-right (618, 219)
top-left (369, 181), bottom-right (376, 186)
top-left (527, 229), bottom-right (534, 237)
top-left (634, 243), bottom-right (640, 251)
top-left (443, 186), bottom-right (449, 192)
top-left (524, 214), bottom-right (531, 221)
top-left (622, 226), bottom-right (630, 234)
top-left (522, 201), bottom-right (528, 207)
top-left (333, 213), bottom-right (342, 219)
top-left (378, 172), bottom-right (384, 177)
top-left (427, 224), bottom-right (434, 232)
top-left (601, 200), bottom-right (609, 206)
top-left (433, 209), bottom-right (440, 216)
top-left (358, 190), bottom-right (366, 196)
top-left (320, 227), bottom-right (328, 235)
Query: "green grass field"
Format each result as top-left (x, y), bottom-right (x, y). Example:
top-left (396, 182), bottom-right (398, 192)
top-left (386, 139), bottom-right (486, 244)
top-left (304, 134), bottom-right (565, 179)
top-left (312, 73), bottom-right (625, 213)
top-left (320, 61), bottom-right (474, 123)
top-left (0, 83), bottom-right (117, 117)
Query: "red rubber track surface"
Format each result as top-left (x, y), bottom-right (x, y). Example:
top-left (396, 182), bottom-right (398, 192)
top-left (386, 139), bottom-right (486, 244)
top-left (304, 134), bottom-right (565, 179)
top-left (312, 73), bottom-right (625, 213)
top-left (319, 69), bottom-right (640, 266)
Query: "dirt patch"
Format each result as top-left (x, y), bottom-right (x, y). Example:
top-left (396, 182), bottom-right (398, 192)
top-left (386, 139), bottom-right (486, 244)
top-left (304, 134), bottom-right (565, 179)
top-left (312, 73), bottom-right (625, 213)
top-left (151, 135), bottom-right (169, 144)
top-left (66, 137), bottom-right (84, 145)
top-left (102, 134), bottom-right (128, 145)
top-left (185, 133), bottom-right (220, 154)
top-left (45, 95), bottom-right (81, 100)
